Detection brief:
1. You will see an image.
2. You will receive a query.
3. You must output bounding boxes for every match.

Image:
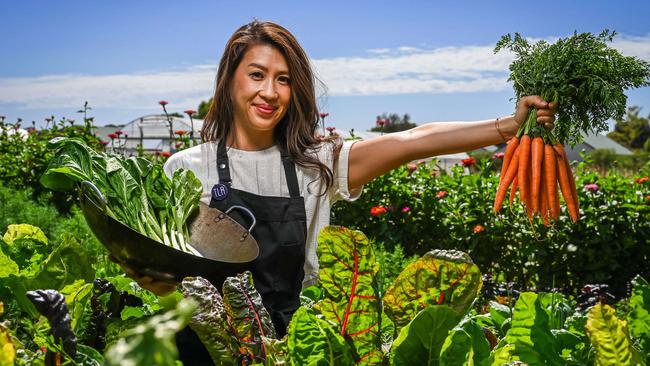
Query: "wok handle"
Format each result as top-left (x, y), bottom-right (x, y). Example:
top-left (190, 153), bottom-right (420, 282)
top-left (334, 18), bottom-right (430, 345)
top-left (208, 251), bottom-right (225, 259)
top-left (225, 205), bottom-right (256, 233)
top-left (80, 180), bottom-right (107, 213)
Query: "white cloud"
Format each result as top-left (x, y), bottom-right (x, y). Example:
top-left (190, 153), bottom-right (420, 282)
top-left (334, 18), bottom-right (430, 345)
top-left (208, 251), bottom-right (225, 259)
top-left (1, 33), bottom-right (649, 110)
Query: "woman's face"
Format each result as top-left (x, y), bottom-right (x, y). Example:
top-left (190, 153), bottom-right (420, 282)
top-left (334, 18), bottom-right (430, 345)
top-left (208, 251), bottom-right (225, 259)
top-left (230, 43), bottom-right (291, 140)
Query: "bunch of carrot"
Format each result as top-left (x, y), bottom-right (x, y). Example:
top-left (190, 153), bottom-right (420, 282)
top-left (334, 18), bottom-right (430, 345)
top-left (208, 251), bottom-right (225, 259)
top-left (493, 112), bottom-right (579, 225)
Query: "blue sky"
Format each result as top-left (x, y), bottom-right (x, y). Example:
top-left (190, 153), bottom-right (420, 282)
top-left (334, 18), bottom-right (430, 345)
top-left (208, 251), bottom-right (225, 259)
top-left (2, 0), bottom-right (650, 132)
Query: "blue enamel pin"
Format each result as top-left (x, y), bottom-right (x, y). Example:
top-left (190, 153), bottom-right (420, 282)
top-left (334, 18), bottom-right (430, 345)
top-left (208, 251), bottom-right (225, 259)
top-left (211, 183), bottom-right (229, 201)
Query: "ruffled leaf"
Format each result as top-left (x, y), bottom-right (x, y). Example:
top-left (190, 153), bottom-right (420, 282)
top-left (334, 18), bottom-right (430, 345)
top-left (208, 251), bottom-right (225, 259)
top-left (314, 226), bottom-right (383, 365)
top-left (586, 303), bottom-right (645, 366)
top-left (287, 307), bottom-right (355, 365)
top-left (384, 249), bottom-right (482, 328)
top-left (440, 319), bottom-right (491, 366)
top-left (222, 271), bottom-right (276, 362)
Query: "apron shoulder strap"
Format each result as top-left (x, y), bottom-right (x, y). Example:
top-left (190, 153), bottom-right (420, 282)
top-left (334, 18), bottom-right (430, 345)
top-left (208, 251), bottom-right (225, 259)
top-left (280, 150), bottom-right (300, 198)
top-left (216, 139), bottom-right (232, 186)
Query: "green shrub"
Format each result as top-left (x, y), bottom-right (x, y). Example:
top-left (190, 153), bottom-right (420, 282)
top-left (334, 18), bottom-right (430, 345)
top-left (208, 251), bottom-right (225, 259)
top-left (332, 157), bottom-right (650, 297)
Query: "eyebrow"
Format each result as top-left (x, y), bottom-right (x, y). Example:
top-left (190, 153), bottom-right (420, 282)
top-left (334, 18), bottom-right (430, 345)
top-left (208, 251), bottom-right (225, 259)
top-left (248, 63), bottom-right (289, 75)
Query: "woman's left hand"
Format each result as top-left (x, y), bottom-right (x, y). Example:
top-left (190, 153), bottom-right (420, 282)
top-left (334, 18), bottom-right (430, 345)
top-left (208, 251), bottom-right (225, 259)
top-left (514, 95), bottom-right (558, 130)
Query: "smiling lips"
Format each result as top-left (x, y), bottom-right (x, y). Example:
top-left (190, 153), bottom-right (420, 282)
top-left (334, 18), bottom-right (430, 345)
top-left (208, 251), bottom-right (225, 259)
top-left (254, 104), bottom-right (277, 116)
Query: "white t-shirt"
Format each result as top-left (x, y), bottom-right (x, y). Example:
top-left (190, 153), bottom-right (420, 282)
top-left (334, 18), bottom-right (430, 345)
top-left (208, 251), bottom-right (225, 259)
top-left (163, 139), bottom-right (362, 287)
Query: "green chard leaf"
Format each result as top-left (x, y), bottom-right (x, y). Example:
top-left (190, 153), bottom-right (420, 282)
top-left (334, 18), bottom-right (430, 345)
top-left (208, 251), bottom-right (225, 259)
top-left (222, 271), bottom-right (277, 362)
top-left (501, 292), bottom-right (564, 365)
top-left (104, 299), bottom-right (196, 366)
top-left (383, 249), bottom-right (482, 328)
top-left (287, 307), bottom-right (355, 366)
top-left (313, 226), bottom-right (383, 365)
top-left (180, 276), bottom-right (239, 366)
top-left (40, 137), bottom-right (95, 190)
top-left (439, 319), bottom-right (492, 366)
top-left (390, 305), bottom-right (463, 366)
top-left (586, 303), bottom-right (646, 366)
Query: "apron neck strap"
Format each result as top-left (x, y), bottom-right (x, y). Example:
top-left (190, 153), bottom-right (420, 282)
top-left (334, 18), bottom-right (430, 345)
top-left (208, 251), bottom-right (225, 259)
top-left (216, 139), bottom-right (301, 197)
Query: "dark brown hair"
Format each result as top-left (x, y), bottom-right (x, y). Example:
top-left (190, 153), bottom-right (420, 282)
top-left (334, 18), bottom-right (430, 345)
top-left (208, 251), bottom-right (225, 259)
top-left (202, 20), bottom-right (339, 192)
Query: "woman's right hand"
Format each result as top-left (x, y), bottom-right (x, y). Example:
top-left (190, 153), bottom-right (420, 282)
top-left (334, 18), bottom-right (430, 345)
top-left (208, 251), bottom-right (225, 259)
top-left (109, 255), bottom-right (178, 296)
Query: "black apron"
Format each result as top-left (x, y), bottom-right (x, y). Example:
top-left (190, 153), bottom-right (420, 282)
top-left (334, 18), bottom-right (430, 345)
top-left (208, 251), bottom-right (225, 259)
top-left (176, 139), bottom-right (307, 364)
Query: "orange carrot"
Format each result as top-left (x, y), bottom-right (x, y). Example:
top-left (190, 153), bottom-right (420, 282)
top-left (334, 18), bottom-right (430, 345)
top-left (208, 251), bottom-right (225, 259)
top-left (544, 144), bottom-right (559, 220)
top-left (553, 143), bottom-right (579, 222)
top-left (541, 175), bottom-right (549, 226)
top-left (530, 137), bottom-right (544, 215)
top-left (501, 137), bottom-right (520, 178)
top-left (526, 149), bottom-right (533, 221)
top-left (510, 176), bottom-right (518, 206)
top-left (494, 147), bottom-right (520, 213)
top-left (518, 135), bottom-right (532, 215)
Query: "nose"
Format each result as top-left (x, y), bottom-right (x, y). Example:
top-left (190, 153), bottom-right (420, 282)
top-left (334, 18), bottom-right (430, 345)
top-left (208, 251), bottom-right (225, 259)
top-left (258, 79), bottom-right (278, 100)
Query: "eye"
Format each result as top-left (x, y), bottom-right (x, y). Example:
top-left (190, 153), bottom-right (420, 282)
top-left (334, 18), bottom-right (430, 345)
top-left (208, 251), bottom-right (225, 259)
top-left (278, 75), bottom-right (290, 85)
top-left (249, 71), bottom-right (263, 80)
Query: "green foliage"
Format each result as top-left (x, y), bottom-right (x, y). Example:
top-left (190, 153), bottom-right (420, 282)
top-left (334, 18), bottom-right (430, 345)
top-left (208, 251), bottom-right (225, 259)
top-left (287, 307), bottom-right (355, 365)
top-left (609, 106), bottom-right (650, 152)
top-left (0, 115), bottom-right (101, 213)
top-left (196, 98), bottom-right (212, 120)
top-left (628, 276), bottom-right (650, 359)
top-left (370, 113), bottom-right (417, 133)
top-left (586, 303), bottom-right (646, 366)
top-left (41, 137), bottom-right (202, 253)
top-left (495, 30), bottom-right (650, 146)
top-left (332, 158), bottom-right (650, 297)
top-left (314, 226), bottom-right (383, 364)
top-left (439, 319), bottom-right (491, 366)
top-left (383, 250), bottom-right (482, 327)
top-left (103, 299), bottom-right (196, 366)
top-left (390, 305), bottom-right (463, 365)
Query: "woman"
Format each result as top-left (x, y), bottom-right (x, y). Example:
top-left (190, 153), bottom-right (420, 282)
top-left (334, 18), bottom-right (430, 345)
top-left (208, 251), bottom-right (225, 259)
top-left (119, 19), bottom-right (556, 362)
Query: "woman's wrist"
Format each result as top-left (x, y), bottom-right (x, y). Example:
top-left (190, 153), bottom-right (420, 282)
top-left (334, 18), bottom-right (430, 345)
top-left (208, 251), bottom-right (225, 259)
top-left (495, 116), bottom-right (518, 141)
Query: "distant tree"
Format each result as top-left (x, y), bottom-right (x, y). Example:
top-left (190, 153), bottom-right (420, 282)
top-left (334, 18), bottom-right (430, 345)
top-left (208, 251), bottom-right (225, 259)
top-left (197, 98), bottom-right (212, 119)
top-left (370, 113), bottom-right (417, 133)
top-left (607, 106), bottom-right (650, 152)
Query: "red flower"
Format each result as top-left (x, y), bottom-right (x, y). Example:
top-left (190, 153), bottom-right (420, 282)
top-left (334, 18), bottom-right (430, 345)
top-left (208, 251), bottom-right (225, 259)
top-left (584, 183), bottom-right (599, 192)
top-left (319, 112), bottom-right (329, 118)
top-left (370, 205), bottom-right (387, 217)
top-left (461, 157), bottom-right (477, 167)
top-left (473, 224), bottom-right (485, 234)
top-left (99, 141), bottom-right (109, 146)
top-left (376, 118), bottom-right (389, 127)
top-left (326, 126), bottom-right (336, 133)
top-left (437, 191), bottom-right (447, 198)
top-left (175, 130), bottom-right (187, 136)
top-left (176, 142), bottom-right (183, 149)
top-left (636, 176), bottom-right (649, 184)
top-left (107, 133), bottom-right (118, 139)
top-left (161, 151), bottom-right (171, 158)
top-left (115, 130), bottom-right (123, 136)
top-left (184, 109), bottom-right (196, 116)
top-left (492, 152), bottom-right (505, 159)
top-left (401, 206), bottom-right (411, 213)
top-left (158, 100), bottom-right (169, 106)
top-left (647, 195), bottom-right (650, 202)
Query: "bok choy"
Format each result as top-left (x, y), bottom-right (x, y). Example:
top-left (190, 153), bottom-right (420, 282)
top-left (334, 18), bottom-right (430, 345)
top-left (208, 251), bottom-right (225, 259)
top-left (40, 137), bottom-right (202, 254)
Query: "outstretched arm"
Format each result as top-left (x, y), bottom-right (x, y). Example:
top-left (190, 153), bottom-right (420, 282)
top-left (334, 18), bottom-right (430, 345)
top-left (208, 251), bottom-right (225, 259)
top-left (347, 96), bottom-right (557, 190)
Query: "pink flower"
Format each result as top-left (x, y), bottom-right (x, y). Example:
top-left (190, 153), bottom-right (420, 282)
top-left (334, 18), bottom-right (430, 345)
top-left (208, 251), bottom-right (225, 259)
top-left (492, 152), bottom-right (505, 159)
top-left (584, 183), bottom-right (599, 192)
top-left (326, 126), bottom-right (336, 133)
top-left (115, 130), bottom-right (123, 136)
top-left (407, 162), bottom-right (418, 173)
top-left (370, 205), bottom-right (387, 217)
top-left (158, 100), bottom-right (169, 106)
top-left (401, 206), bottom-right (411, 213)
top-left (376, 118), bottom-right (389, 127)
top-left (99, 141), bottom-right (109, 146)
top-left (473, 224), bottom-right (485, 234)
top-left (319, 112), bottom-right (329, 118)
top-left (175, 130), bottom-right (187, 136)
top-left (636, 177), bottom-right (649, 184)
top-left (437, 191), bottom-right (447, 198)
top-left (107, 133), bottom-right (118, 139)
top-left (461, 157), bottom-right (477, 167)
top-left (184, 109), bottom-right (196, 116)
